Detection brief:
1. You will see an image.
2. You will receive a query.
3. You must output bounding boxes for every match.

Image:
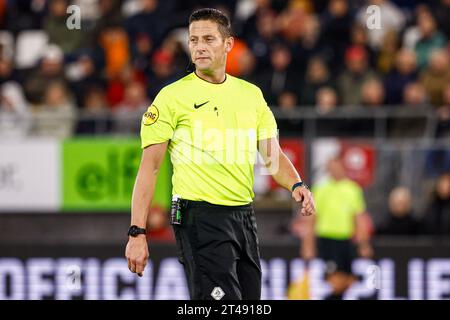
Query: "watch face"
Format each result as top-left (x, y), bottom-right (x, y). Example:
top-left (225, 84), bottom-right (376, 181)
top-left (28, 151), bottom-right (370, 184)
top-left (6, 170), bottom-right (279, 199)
top-left (128, 226), bottom-right (137, 237)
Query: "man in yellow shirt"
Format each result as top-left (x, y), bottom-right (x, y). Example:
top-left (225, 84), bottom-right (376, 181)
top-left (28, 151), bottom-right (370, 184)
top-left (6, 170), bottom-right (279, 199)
top-left (301, 156), bottom-right (372, 300)
top-left (125, 8), bottom-right (315, 300)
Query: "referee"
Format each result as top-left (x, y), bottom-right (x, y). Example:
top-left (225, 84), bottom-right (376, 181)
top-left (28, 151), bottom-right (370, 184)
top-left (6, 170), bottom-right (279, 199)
top-left (125, 8), bottom-right (315, 300)
top-left (301, 156), bottom-right (372, 300)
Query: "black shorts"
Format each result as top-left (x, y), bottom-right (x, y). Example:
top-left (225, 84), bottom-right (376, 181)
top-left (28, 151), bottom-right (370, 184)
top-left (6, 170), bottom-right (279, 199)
top-left (172, 200), bottom-right (262, 300)
top-left (317, 237), bottom-right (356, 276)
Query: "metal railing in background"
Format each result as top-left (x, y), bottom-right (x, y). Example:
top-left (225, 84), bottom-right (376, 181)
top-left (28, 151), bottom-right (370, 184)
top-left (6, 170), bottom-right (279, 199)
top-left (0, 105), bottom-right (438, 138)
top-left (271, 105), bottom-right (437, 141)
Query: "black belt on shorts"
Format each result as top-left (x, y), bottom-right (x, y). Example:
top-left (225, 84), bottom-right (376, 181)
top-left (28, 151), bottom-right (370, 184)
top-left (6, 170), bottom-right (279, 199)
top-left (180, 199), bottom-right (253, 211)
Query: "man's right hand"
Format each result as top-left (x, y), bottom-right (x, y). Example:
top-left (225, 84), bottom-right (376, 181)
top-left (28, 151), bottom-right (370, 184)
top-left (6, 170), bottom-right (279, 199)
top-left (125, 235), bottom-right (149, 277)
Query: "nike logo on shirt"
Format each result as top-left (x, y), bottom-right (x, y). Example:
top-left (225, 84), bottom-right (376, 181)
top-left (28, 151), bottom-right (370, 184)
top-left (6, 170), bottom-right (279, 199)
top-left (194, 101), bottom-right (209, 109)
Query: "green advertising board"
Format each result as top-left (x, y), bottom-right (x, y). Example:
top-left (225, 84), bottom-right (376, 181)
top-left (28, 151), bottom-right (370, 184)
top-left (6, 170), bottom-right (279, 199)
top-left (62, 138), bottom-right (171, 212)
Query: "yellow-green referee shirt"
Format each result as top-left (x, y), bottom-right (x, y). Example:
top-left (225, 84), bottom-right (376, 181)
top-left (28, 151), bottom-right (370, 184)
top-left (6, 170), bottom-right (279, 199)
top-left (140, 72), bottom-right (278, 206)
top-left (312, 178), bottom-right (366, 240)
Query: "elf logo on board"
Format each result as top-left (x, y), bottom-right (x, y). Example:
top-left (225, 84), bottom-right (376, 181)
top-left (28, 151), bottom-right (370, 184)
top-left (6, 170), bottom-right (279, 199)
top-left (211, 287), bottom-right (225, 300)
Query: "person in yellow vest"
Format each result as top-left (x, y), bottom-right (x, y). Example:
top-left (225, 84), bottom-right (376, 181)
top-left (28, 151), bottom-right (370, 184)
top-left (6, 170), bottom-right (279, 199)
top-left (125, 8), bottom-right (316, 300)
top-left (301, 156), bottom-right (373, 300)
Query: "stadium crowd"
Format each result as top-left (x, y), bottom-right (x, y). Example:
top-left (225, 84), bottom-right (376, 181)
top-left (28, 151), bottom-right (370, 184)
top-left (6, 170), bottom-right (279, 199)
top-left (0, 0), bottom-right (449, 137)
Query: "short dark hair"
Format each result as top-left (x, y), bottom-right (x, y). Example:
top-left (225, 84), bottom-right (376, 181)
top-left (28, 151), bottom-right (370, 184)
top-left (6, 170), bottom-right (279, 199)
top-left (189, 8), bottom-right (232, 38)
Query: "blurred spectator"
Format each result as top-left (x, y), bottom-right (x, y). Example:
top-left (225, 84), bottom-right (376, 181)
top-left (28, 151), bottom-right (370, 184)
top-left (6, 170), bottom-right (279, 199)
top-left (348, 23), bottom-right (376, 69)
top-left (361, 78), bottom-right (385, 106)
top-left (402, 82), bottom-right (428, 107)
top-left (76, 86), bottom-right (112, 135)
top-left (377, 187), bottom-right (421, 235)
top-left (356, 0), bottom-right (405, 50)
top-left (278, 91), bottom-right (297, 111)
top-left (32, 81), bottom-right (76, 139)
top-left (106, 64), bottom-right (135, 107)
top-left (131, 32), bottom-right (154, 76)
top-left (147, 48), bottom-right (179, 100)
top-left (384, 49), bottom-right (418, 105)
top-left (66, 53), bottom-right (106, 108)
top-left (239, 0), bottom-right (273, 42)
top-left (277, 2), bottom-right (308, 43)
top-left (114, 80), bottom-right (150, 133)
top-left (299, 56), bottom-right (334, 106)
top-left (0, 53), bottom-right (30, 137)
top-left (158, 33), bottom-right (190, 77)
top-left (337, 45), bottom-right (379, 106)
top-left (423, 173), bottom-right (450, 235)
top-left (292, 14), bottom-right (330, 74)
top-left (255, 42), bottom-right (300, 106)
top-left (0, 82), bottom-right (31, 138)
top-left (402, 5), bottom-right (433, 51)
top-left (236, 46), bottom-right (257, 82)
top-left (124, 0), bottom-right (169, 49)
top-left (100, 0), bottom-right (122, 22)
top-left (0, 55), bottom-right (18, 84)
top-left (0, 0), bottom-right (5, 29)
top-left (433, 0), bottom-right (450, 38)
top-left (0, 36), bottom-right (13, 63)
top-left (132, 32), bottom-right (186, 83)
top-left (244, 9), bottom-right (278, 73)
top-left (116, 80), bottom-right (149, 112)
top-left (376, 29), bottom-right (399, 74)
top-left (88, 0), bottom-right (124, 46)
top-left (389, 82), bottom-right (428, 138)
top-left (414, 10), bottom-right (447, 69)
top-left (4, 0), bottom-right (47, 33)
top-left (435, 84), bottom-right (450, 138)
top-left (419, 49), bottom-right (450, 106)
top-left (24, 44), bottom-right (67, 105)
top-left (315, 86), bottom-right (338, 115)
top-left (320, 0), bottom-right (354, 69)
top-left (99, 25), bottom-right (130, 79)
top-left (44, 0), bottom-right (85, 54)
top-left (225, 38), bottom-right (256, 78)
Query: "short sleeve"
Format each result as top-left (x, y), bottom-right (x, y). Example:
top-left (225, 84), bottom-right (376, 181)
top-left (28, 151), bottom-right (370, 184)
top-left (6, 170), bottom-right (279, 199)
top-left (140, 88), bottom-right (176, 149)
top-left (256, 88), bottom-right (278, 141)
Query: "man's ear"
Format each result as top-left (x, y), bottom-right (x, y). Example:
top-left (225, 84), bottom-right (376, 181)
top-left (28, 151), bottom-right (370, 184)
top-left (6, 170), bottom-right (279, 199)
top-left (225, 36), bottom-right (234, 53)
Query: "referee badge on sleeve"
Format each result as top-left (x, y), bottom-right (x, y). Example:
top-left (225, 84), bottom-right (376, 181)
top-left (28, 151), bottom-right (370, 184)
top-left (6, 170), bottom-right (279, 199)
top-left (142, 105), bottom-right (159, 126)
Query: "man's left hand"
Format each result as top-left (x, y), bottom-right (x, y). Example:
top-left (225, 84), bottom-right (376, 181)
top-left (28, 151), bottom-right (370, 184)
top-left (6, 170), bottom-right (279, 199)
top-left (292, 186), bottom-right (316, 216)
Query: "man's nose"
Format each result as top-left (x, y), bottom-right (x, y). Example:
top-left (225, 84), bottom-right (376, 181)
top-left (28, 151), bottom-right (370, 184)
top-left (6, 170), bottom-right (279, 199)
top-left (196, 44), bottom-right (207, 52)
top-left (195, 39), bottom-right (209, 51)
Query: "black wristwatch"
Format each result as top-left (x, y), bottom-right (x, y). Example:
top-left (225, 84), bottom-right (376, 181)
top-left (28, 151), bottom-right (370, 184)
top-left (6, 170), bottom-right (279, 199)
top-left (291, 181), bottom-right (309, 192)
top-left (128, 225), bottom-right (147, 237)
